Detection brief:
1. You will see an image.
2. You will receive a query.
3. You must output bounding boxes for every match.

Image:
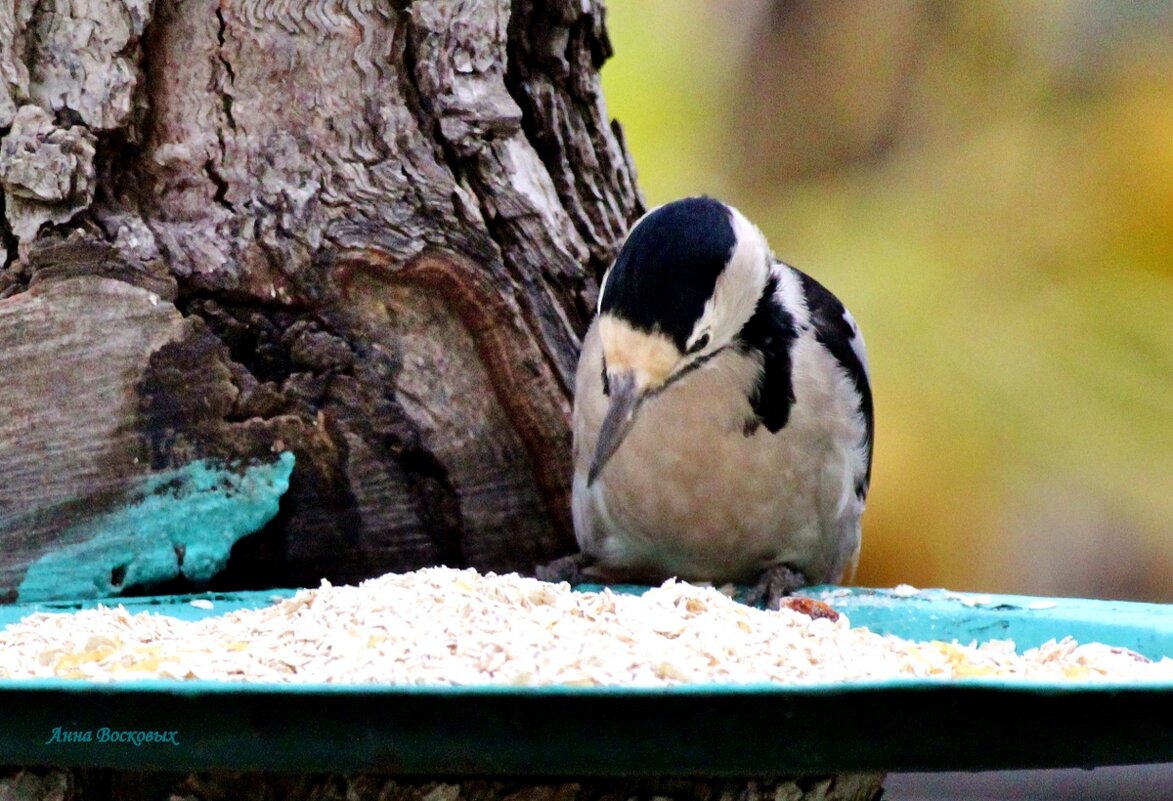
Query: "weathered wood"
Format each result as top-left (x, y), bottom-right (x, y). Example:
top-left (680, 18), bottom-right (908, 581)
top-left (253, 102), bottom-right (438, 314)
top-left (0, 277), bottom-right (189, 577)
top-left (0, 770), bottom-right (886, 801)
top-left (0, 275), bottom-right (293, 601)
top-left (0, 0), bottom-right (641, 598)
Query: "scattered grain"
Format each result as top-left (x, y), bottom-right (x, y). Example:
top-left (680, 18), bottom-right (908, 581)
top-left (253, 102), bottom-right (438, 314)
top-left (0, 568), bottom-right (1168, 686)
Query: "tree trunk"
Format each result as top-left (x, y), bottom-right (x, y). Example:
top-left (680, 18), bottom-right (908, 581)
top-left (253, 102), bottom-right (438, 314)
top-left (0, 0), bottom-right (642, 601)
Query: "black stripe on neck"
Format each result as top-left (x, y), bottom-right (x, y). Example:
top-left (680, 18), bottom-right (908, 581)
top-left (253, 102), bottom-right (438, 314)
top-left (737, 274), bottom-right (798, 434)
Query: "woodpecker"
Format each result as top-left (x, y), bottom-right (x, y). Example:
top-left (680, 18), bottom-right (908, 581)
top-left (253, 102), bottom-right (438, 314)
top-left (563, 196), bottom-right (873, 603)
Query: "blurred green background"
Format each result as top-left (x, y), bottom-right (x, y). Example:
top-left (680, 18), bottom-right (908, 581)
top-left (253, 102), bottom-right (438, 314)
top-left (600, 1), bottom-right (1172, 601)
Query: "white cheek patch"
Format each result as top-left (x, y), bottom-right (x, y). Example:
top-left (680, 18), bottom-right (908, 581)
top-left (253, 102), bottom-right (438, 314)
top-left (704, 207), bottom-right (771, 347)
top-left (774, 263), bottom-right (810, 326)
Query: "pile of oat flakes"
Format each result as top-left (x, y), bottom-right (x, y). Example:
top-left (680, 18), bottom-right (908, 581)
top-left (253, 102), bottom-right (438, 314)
top-left (0, 568), bottom-right (1168, 685)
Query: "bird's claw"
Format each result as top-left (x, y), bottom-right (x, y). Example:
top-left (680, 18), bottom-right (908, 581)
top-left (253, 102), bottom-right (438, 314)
top-left (743, 563), bottom-right (810, 610)
top-left (534, 553), bottom-right (593, 585)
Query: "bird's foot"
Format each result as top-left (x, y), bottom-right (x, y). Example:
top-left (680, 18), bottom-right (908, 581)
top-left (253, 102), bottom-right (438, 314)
top-left (743, 563), bottom-right (810, 610)
top-left (534, 553), bottom-right (593, 585)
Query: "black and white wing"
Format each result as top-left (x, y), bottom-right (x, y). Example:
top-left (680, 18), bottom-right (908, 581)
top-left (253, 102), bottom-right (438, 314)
top-left (795, 269), bottom-right (874, 502)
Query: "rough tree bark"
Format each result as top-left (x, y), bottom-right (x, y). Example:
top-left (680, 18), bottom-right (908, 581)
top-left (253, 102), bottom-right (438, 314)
top-left (0, 0), bottom-right (642, 599)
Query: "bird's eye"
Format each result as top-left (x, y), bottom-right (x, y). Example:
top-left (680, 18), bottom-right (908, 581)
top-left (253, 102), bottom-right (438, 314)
top-left (687, 333), bottom-right (710, 355)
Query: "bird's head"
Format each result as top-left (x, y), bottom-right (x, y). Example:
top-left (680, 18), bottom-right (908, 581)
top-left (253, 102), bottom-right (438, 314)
top-left (589, 196), bottom-right (773, 483)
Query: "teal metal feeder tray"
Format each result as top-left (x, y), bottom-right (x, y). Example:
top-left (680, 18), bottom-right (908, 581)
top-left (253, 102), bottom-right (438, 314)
top-left (0, 586), bottom-right (1170, 774)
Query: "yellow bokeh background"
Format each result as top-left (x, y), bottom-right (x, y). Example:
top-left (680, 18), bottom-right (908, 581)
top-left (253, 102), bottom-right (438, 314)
top-left (600, 2), bottom-right (1172, 600)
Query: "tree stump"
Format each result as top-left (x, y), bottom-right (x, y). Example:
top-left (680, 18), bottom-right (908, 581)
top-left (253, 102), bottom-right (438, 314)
top-left (0, 0), bottom-right (642, 599)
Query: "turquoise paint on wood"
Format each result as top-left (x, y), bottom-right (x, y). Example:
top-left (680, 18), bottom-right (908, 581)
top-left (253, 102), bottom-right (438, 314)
top-left (17, 452), bottom-right (295, 602)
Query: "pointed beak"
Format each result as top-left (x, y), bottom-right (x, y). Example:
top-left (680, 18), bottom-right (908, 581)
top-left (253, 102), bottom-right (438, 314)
top-left (588, 371), bottom-right (645, 485)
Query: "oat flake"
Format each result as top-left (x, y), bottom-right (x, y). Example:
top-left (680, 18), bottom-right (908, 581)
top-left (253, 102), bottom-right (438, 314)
top-left (0, 568), bottom-right (1169, 686)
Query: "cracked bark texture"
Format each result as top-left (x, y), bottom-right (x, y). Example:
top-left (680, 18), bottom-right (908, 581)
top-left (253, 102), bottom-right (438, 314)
top-left (0, 0), bottom-right (642, 598)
